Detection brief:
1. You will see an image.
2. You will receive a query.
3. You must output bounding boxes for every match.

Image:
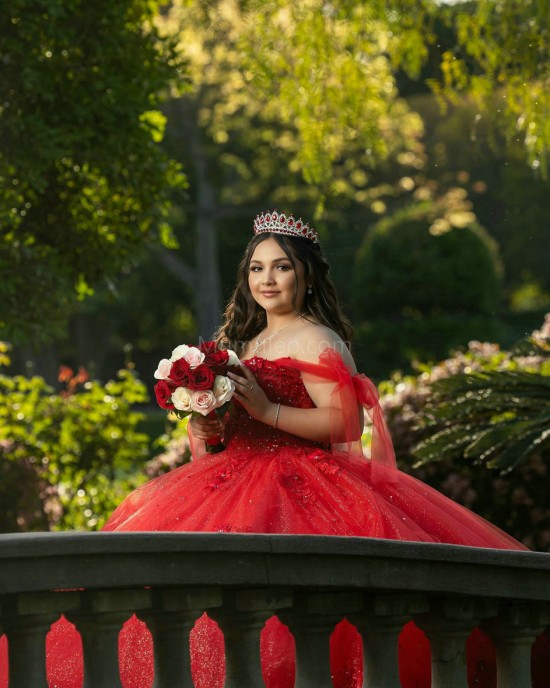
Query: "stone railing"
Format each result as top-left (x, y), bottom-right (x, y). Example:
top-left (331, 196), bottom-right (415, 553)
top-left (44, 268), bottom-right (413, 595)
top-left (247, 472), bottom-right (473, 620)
top-left (0, 532), bottom-right (549, 687)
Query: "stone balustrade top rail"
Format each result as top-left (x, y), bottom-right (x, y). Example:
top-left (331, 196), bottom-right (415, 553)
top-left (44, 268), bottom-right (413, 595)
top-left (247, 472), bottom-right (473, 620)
top-left (0, 532), bottom-right (548, 599)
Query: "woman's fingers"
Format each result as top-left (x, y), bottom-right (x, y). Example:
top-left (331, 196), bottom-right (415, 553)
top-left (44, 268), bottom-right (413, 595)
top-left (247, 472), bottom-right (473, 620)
top-left (189, 415), bottom-right (224, 439)
top-left (238, 363), bottom-right (254, 379)
top-left (228, 367), bottom-right (256, 395)
top-left (190, 416), bottom-right (218, 429)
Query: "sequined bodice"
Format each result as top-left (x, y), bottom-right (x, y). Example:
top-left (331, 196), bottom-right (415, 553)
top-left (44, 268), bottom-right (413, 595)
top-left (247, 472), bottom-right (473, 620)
top-left (224, 357), bottom-right (327, 451)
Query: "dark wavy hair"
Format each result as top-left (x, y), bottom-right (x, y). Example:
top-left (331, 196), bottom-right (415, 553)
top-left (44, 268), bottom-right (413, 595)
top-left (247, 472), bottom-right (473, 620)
top-left (215, 231), bottom-right (353, 355)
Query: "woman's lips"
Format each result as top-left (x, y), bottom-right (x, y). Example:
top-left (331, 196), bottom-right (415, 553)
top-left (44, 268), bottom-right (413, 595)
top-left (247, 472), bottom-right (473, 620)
top-left (261, 291), bottom-right (280, 297)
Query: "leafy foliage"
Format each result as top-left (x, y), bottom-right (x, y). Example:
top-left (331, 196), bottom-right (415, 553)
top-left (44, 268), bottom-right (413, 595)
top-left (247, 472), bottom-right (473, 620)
top-left (380, 315), bottom-right (550, 549)
top-left (160, 0), bottom-right (423, 194)
top-left (177, 0), bottom-right (550, 180)
top-left (0, 349), bottom-right (150, 531)
top-left (434, 0), bottom-right (550, 175)
top-left (412, 95), bottom-right (550, 301)
top-left (414, 343), bottom-right (550, 474)
top-left (0, 0), bottom-right (185, 343)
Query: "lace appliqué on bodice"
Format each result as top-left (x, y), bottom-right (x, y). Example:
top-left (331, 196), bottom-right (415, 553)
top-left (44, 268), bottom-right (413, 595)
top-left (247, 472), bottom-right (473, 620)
top-left (223, 356), bottom-right (328, 453)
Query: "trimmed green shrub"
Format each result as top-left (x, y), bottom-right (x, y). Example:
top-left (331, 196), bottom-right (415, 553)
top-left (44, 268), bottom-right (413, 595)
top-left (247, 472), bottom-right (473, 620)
top-left (354, 197), bottom-right (502, 317)
top-left (352, 194), bottom-right (504, 375)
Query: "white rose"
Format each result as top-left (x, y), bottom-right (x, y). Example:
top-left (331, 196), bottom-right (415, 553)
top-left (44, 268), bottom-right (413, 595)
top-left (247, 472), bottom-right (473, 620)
top-left (184, 347), bottom-right (205, 368)
top-left (190, 389), bottom-right (217, 416)
top-left (154, 358), bottom-right (172, 380)
top-left (226, 349), bottom-right (240, 366)
top-left (171, 344), bottom-right (190, 362)
top-left (212, 375), bottom-right (235, 405)
top-left (171, 386), bottom-right (192, 412)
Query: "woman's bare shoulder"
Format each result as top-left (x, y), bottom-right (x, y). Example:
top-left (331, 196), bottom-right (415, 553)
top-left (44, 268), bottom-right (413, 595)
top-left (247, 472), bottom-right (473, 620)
top-left (293, 321), bottom-right (357, 373)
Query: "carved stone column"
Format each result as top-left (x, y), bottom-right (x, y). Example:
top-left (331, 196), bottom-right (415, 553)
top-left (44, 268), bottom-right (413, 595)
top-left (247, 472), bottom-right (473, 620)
top-left (280, 591), bottom-right (363, 688)
top-left (138, 587), bottom-right (223, 688)
top-left (1, 591), bottom-right (79, 688)
top-left (67, 589), bottom-right (151, 688)
top-left (353, 594), bottom-right (429, 688)
top-left (209, 588), bottom-right (293, 688)
top-left (415, 598), bottom-right (497, 688)
top-left (483, 603), bottom-right (550, 688)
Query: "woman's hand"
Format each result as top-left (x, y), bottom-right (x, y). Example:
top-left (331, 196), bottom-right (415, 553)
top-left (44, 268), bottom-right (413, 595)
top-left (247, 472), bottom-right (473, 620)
top-left (228, 365), bottom-right (275, 425)
top-left (188, 415), bottom-right (225, 441)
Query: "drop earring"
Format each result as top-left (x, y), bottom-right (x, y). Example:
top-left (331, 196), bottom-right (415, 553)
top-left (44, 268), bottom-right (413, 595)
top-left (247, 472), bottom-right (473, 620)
top-left (307, 285), bottom-right (312, 295)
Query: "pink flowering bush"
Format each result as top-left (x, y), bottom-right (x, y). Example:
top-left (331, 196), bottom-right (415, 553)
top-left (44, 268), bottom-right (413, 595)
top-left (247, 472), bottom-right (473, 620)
top-left (379, 315), bottom-right (550, 550)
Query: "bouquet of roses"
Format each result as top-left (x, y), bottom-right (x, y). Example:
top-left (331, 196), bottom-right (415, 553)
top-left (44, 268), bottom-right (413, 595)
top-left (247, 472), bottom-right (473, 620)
top-left (154, 341), bottom-right (240, 452)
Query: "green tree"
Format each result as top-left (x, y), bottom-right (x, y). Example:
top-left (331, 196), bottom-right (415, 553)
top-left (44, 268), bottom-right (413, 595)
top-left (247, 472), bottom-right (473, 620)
top-left (410, 95), bottom-right (550, 304)
top-left (432, 0), bottom-right (550, 175)
top-left (235, 0), bottom-right (550, 176)
top-left (151, 0), bottom-right (423, 336)
top-left (0, 0), bottom-right (185, 344)
top-left (154, 0), bottom-right (550, 338)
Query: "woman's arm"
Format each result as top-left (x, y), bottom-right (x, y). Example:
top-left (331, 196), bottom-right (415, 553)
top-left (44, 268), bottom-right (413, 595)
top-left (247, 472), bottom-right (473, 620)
top-left (229, 364), bottom-right (341, 444)
top-left (229, 327), bottom-right (363, 444)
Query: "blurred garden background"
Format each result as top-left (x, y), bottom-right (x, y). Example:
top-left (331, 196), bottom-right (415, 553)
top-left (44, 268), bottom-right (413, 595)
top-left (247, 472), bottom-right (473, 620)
top-left (0, 0), bottom-right (548, 548)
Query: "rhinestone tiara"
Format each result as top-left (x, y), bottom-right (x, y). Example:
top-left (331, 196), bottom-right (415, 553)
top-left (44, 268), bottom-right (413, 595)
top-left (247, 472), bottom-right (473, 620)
top-left (253, 210), bottom-right (319, 244)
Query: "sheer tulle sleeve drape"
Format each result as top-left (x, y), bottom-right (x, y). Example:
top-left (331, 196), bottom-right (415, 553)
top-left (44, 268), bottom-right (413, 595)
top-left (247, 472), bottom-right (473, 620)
top-left (274, 349), bottom-right (398, 484)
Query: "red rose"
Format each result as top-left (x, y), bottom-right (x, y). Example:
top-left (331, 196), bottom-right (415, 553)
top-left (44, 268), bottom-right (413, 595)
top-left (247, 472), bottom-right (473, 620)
top-left (169, 357), bottom-right (191, 386)
top-left (204, 349), bottom-right (229, 373)
top-left (199, 340), bottom-right (218, 355)
top-left (154, 380), bottom-right (176, 410)
top-left (187, 364), bottom-right (215, 391)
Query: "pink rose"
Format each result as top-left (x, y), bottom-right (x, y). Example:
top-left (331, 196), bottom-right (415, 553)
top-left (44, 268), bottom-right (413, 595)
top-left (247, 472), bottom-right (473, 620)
top-left (183, 347), bottom-right (205, 368)
top-left (154, 358), bottom-right (172, 380)
top-left (190, 389), bottom-right (217, 416)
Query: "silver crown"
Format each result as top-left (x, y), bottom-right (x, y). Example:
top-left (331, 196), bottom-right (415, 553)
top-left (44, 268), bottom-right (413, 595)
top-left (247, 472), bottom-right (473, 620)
top-left (253, 210), bottom-right (319, 243)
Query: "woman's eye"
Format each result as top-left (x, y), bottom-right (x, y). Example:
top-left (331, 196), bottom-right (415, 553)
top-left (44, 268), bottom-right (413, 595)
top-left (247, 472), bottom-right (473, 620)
top-left (277, 265), bottom-right (291, 271)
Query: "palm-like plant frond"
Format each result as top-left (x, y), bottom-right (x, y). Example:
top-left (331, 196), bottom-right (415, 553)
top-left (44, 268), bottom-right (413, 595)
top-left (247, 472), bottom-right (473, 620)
top-left (413, 369), bottom-right (550, 474)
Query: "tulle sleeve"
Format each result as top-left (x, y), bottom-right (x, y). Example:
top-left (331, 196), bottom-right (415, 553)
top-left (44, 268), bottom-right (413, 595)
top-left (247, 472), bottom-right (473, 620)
top-left (283, 349), bottom-right (398, 484)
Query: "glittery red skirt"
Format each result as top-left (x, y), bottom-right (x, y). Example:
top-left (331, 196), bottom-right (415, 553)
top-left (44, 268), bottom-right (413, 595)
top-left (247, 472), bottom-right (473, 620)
top-left (2, 445), bottom-right (548, 687)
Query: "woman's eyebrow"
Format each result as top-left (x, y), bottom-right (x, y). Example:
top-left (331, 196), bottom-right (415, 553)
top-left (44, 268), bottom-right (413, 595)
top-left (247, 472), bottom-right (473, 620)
top-left (249, 257), bottom-right (290, 264)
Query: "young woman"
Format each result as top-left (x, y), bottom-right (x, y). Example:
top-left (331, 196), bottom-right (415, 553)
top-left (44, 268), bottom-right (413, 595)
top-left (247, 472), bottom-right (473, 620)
top-left (3, 211), bottom-right (545, 687)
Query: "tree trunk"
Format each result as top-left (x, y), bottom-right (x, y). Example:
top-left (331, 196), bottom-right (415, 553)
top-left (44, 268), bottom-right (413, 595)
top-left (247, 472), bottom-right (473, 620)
top-left (171, 97), bottom-right (222, 340)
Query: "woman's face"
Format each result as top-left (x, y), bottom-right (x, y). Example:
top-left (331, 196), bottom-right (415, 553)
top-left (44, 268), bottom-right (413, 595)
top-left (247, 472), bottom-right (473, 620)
top-left (248, 238), bottom-right (307, 316)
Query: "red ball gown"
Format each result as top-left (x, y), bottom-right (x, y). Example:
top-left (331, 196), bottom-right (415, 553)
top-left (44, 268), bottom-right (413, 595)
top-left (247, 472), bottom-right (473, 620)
top-left (1, 351), bottom-right (548, 687)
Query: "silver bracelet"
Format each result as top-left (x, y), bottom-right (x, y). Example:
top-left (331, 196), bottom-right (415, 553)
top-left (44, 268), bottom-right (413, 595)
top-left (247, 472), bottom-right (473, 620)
top-left (274, 403), bottom-right (281, 429)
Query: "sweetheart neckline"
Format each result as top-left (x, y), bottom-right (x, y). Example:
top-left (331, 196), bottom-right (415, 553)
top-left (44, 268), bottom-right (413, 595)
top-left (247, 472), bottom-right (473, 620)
top-left (242, 355), bottom-right (293, 364)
